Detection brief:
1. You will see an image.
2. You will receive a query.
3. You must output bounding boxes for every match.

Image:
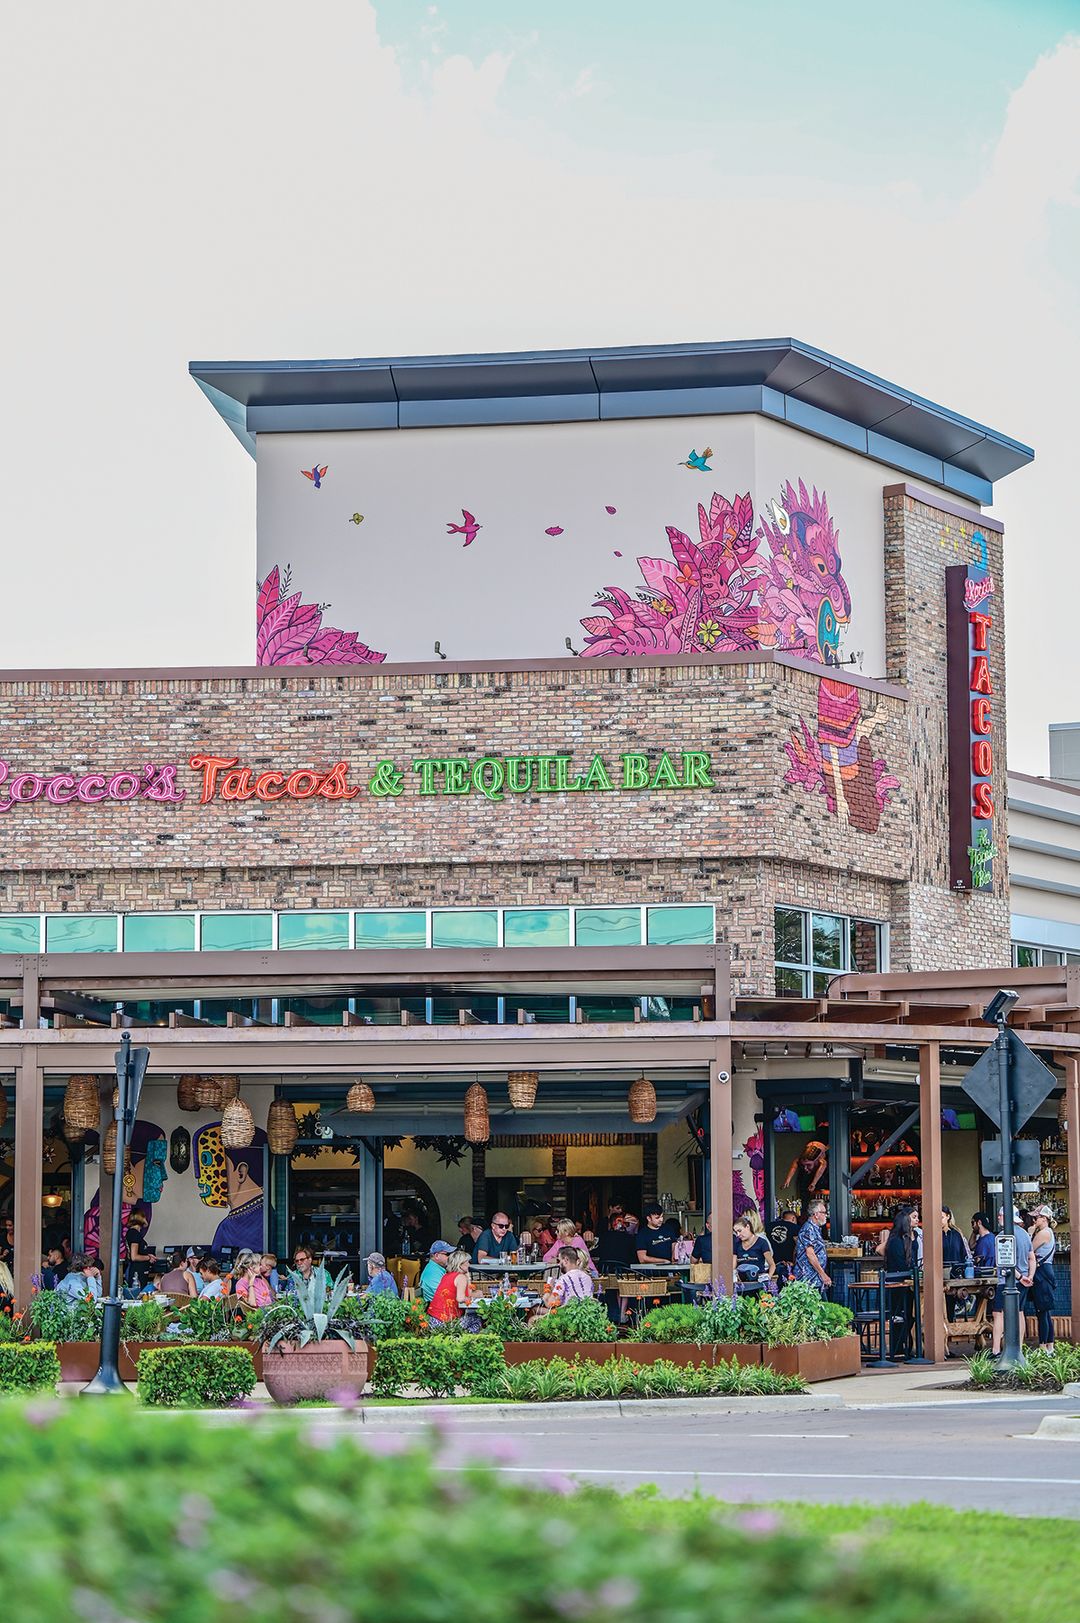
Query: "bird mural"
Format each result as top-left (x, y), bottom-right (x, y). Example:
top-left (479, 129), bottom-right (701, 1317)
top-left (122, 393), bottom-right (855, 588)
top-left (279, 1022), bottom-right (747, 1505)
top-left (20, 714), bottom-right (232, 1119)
top-left (605, 505), bottom-right (617, 514)
top-left (678, 447), bottom-right (713, 472)
top-left (301, 465), bottom-right (328, 488)
top-left (349, 512), bottom-right (364, 526)
top-left (545, 526), bottom-right (564, 536)
top-left (446, 509), bottom-right (481, 547)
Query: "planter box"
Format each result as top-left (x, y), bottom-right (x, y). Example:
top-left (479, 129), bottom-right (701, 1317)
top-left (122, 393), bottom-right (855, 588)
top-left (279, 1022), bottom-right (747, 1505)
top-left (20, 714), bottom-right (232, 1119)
top-left (502, 1341), bottom-right (761, 1368)
top-left (761, 1335), bottom-right (860, 1383)
top-left (263, 1340), bottom-right (370, 1405)
top-left (57, 1341), bottom-right (264, 1383)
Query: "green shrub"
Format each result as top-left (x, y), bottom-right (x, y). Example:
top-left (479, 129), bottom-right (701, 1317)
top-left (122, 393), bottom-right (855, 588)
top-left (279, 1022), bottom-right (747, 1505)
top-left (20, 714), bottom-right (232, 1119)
top-left (470, 1293), bottom-right (528, 1341)
top-left (967, 1342), bottom-right (1080, 1392)
top-left (522, 1297), bottom-right (615, 1343)
top-left (0, 1343), bottom-right (62, 1394)
top-left (338, 1292), bottom-right (427, 1343)
top-left (372, 1334), bottom-right (505, 1398)
top-left (695, 1294), bottom-right (754, 1344)
top-left (120, 1300), bottom-right (169, 1342)
top-left (26, 1290), bottom-right (79, 1344)
top-left (633, 1303), bottom-right (705, 1343)
top-left (691, 1286), bottom-right (853, 1348)
top-left (176, 1295), bottom-right (241, 1343)
top-left (137, 1345), bottom-right (256, 1407)
top-left (0, 1310), bottom-right (19, 1343)
top-left (479, 1354), bottom-right (804, 1402)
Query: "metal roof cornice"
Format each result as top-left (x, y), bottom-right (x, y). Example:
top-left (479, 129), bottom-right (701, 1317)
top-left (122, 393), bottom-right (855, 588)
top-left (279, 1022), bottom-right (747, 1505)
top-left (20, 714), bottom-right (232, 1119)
top-left (189, 337), bottom-right (1033, 505)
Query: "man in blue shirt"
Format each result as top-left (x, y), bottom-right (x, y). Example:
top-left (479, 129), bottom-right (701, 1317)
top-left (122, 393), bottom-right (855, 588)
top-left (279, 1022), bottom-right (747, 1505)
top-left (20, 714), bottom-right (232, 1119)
top-left (794, 1200), bottom-right (831, 1294)
top-left (363, 1251), bottom-right (400, 1297)
top-left (971, 1212), bottom-right (996, 1271)
top-left (419, 1240), bottom-right (454, 1305)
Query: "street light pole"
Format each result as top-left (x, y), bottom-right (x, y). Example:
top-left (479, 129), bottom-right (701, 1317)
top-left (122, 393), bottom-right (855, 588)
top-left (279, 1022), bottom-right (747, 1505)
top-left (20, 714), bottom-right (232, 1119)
top-left (81, 1035), bottom-right (131, 1395)
top-left (994, 1009), bottom-right (1023, 1372)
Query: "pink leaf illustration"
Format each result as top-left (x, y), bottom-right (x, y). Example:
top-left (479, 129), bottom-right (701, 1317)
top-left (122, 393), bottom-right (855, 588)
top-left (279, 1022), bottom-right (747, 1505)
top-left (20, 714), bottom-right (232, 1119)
top-left (255, 567), bottom-right (385, 666)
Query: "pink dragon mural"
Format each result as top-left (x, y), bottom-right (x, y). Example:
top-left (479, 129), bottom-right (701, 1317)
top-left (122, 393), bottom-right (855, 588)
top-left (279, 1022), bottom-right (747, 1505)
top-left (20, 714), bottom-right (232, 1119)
top-left (577, 479), bottom-right (897, 833)
top-left (256, 566), bottom-right (385, 666)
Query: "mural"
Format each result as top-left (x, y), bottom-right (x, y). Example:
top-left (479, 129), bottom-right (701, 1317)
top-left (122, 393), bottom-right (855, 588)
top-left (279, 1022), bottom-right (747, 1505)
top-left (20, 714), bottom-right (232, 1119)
top-left (192, 1122), bottom-right (268, 1252)
top-left (256, 565), bottom-right (384, 667)
top-left (82, 1119), bottom-right (165, 1258)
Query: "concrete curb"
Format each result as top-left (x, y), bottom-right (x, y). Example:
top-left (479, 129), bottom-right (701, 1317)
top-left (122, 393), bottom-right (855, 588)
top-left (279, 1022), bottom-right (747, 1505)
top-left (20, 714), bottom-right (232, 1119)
top-left (351, 1395), bottom-right (844, 1422)
top-left (1033, 1414), bottom-right (1080, 1440)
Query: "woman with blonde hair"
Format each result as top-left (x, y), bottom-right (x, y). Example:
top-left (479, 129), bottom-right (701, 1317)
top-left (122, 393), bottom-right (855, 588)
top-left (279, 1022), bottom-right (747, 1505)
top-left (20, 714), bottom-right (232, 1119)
top-left (542, 1218), bottom-right (598, 1277)
top-left (428, 1248), bottom-right (472, 1323)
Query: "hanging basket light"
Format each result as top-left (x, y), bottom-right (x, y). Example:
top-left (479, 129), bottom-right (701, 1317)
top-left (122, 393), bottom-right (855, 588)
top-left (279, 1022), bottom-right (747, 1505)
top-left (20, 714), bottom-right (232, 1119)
top-left (464, 1082), bottom-right (490, 1144)
top-left (64, 1075), bottom-right (99, 1139)
top-left (507, 1070), bottom-right (539, 1110)
top-left (267, 1098), bottom-right (299, 1156)
top-left (103, 1119), bottom-right (118, 1175)
top-left (346, 1081), bottom-right (376, 1114)
top-left (193, 1076), bottom-right (224, 1111)
top-left (177, 1075), bottom-right (201, 1112)
top-left (221, 1096), bottom-right (256, 1149)
top-left (628, 1077), bottom-right (657, 1124)
top-left (217, 1075), bottom-right (241, 1105)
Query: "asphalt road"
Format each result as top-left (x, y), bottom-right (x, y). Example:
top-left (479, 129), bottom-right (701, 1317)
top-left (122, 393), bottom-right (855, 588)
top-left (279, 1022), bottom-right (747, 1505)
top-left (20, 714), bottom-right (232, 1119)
top-left (351, 1399), bottom-right (1080, 1514)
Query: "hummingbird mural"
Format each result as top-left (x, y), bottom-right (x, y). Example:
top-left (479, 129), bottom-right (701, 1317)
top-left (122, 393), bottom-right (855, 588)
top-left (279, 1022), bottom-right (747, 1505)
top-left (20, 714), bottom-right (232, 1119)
top-left (678, 447), bottom-right (713, 472)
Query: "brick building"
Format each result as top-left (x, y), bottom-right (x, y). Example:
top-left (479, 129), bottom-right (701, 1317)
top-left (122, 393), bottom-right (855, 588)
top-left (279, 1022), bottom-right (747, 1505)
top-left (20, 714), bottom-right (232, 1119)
top-left (6, 338), bottom-right (1074, 1345)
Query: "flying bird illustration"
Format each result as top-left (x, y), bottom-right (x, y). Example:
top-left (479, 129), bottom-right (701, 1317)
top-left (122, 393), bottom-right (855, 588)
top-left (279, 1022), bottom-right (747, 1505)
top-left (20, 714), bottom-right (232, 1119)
top-left (677, 447), bottom-right (713, 472)
top-left (770, 499), bottom-right (791, 536)
top-left (349, 512), bottom-right (364, 526)
top-left (613, 550), bottom-right (623, 557)
top-left (301, 465), bottom-right (328, 488)
top-left (545, 526), bottom-right (564, 536)
top-left (447, 509), bottom-right (481, 547)
top-left (605, 505), bottom-right (617, 514)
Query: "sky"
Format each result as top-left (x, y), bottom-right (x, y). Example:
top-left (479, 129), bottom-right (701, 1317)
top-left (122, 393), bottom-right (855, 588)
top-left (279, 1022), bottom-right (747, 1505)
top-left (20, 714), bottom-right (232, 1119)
top-left (2, 0), bottom-right (1077, 772)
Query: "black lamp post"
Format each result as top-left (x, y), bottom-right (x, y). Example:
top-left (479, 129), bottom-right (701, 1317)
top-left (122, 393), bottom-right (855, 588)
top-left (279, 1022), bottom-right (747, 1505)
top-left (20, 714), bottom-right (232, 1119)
top-left (81, 1034), bottom-right (150, 1396)
top-left (981, 990), bottom-right (1023, 1371)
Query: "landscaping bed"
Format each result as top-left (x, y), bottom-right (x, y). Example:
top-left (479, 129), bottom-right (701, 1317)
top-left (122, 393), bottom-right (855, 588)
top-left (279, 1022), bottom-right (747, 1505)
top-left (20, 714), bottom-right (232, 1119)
top-left (965, 1344), bottom-right (1080, 1392)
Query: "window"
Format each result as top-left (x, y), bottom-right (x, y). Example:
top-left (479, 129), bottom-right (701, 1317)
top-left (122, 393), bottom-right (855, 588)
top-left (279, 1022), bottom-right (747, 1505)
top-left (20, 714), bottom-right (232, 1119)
top-left (503, 908), bottom-right (571, 947)
top-left (431, 910), bottom-right (498, 949)
top-left (646, 906), bottom-right (714, 946)
top-left (774, 906), bottom-right (884, 997)
top-left (574, 907), bottom-right (642, 948)
top-left (1011, 942), bottom-right (1079, 968)
top-left (278, 912), bottom-right (350, 951)
top-left (200, 913), bottom-right (273, 951)
top-left (45, 915), bottom-right (118, 953)
top-left (123, 915), bottom-right (196, 952)
top-left (354, 911), bottom-right (427, 949)
top-left (0, 916), bottom-right (40, 953)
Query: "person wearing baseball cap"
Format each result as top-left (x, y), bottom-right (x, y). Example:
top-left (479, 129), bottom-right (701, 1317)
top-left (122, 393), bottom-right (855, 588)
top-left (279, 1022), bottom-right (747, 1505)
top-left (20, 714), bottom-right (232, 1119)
top-left (420, 1239), bottom-right (455, 1306)
top-left (363, 1251), bottom-right (399, 1298)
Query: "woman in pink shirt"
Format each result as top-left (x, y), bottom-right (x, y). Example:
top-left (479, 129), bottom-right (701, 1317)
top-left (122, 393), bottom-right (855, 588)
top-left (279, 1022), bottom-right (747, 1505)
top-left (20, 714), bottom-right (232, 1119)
top-left (542, 1219), bottom-right (598, 1277)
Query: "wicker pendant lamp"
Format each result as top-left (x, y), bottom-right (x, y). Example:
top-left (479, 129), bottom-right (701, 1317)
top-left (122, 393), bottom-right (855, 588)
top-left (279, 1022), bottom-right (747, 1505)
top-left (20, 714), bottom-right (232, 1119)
top-left (221, 1096), bottom-right (256, 1149)
top-left (64, 1075), bottom-right (99, 1140)
top-left (267, 1098), bottom-right (299, 1156)
top-left (194, 1076), bottom-right (224, 1110)
top-left (217, 1075), bottom-right (241, 1105)
top-left (177, 1075), bottom-right (201, 1112)
top-left (346, 1081), bottom-right (376, 1114)
top-left (103, 1119), bottom-right (118, 1175)
top-left (628, 1076), bottom-right (657, 1124)
top-left (464, 1082), bottom-right (490, 1144)
top-left (507, 1070), bottom-right (539, 1110)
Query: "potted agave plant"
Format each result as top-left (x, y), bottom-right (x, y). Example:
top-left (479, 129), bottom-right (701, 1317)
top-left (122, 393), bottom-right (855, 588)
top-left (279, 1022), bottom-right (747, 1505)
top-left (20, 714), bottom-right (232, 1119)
top-left (257, 1268), bottom-right (369, 1405)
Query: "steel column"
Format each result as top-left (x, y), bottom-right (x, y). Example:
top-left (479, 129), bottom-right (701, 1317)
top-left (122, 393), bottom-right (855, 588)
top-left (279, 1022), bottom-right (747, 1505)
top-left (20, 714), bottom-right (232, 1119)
top-left (918, 1040), bottom-right (945, 1363)
top-left (709, 1041), bottom-right (733, 1295)
top-left (13, 1049), bottom-right (44, 1305)
top-left (1066, 1057), bottom-right (1080, 1341)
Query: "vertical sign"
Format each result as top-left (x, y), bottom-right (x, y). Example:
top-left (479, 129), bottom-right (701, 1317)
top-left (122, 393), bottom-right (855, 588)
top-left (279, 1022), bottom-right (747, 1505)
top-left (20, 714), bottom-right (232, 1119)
top-left (946, 533), bottom-right (996, 891)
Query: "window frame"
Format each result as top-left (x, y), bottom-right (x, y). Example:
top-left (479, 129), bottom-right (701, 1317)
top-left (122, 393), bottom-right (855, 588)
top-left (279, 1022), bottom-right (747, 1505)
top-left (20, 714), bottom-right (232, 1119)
top-left (773, 905), bottom-right (886, 996)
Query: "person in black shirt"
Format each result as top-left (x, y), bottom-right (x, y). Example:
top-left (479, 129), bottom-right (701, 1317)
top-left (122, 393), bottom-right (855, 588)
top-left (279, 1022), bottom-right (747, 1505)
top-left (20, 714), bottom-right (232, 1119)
top-left (767, 1208), bottom-right (800, 1282)
top-left (692, 1218), bottom-right (712, 1265)
top-left (636, 1204), bottom-right (675, 1265)
top-left (733, 1217), bottom-right (775, 1292)
top-left (597, 1222), bottom-right (637, 1271)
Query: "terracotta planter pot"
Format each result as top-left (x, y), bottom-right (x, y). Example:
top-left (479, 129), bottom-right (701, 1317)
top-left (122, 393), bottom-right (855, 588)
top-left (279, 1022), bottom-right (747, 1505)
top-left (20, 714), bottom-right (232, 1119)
top-left (57, 1342), bottom-right (101, 1382)
top-left (706, 1343), bottom-right (763, 1367)
top-left (502, 1341), bottom-right (762, 1368)
top-left (760, 1335), bottom-right (861, 1383)
top-left (262, 1340), bottom-right (370, 1404)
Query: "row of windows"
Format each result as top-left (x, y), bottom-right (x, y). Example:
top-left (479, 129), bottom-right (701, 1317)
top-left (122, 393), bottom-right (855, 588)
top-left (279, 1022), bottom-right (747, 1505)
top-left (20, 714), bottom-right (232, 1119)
top-left (774, 906), bottom-right (885, 997)
top-left (1011, 942), bottom-right (1080, 968)
top-left (0, 903), bottom-right (716, 955)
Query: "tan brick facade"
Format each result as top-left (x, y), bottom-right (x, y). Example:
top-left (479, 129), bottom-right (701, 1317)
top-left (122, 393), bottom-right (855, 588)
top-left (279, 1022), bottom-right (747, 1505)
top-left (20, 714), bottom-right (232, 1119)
top-left (0, 483), bottom-right (1012, 992)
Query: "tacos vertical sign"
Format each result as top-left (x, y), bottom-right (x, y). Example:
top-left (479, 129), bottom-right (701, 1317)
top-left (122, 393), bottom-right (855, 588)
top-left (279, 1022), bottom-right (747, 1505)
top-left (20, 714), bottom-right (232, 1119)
top-left (946, 535), bottom-right (997, 892)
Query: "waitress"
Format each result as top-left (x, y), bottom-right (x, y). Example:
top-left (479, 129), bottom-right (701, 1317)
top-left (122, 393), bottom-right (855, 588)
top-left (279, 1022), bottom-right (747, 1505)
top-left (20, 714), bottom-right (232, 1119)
top-left (732, 1216), bottom-right (775, 1293)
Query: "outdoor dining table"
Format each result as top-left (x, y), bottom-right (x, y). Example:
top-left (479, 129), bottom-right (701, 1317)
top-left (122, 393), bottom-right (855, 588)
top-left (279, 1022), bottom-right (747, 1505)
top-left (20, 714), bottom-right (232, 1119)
top-left (628, 1262), bottom-right (693, 1273)
top-left (473, 1260), bottom-right (550, 1275)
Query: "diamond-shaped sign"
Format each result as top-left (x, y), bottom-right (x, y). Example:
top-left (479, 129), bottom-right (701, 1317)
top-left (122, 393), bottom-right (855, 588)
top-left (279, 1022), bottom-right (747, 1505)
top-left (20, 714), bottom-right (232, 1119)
top-left (961, 1030), bottom-right (1058, 1132)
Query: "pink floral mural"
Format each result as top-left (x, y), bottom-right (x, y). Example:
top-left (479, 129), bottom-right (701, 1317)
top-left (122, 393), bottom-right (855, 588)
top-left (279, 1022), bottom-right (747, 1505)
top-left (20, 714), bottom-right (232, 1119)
top-left (256, 566), bottom-right (385, 666)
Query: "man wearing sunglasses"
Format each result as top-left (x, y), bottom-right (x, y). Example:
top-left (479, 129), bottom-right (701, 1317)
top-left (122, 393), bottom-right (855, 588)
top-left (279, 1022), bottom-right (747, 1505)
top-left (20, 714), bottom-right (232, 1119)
top-left (475, 1212), bottom-right (518, 1263)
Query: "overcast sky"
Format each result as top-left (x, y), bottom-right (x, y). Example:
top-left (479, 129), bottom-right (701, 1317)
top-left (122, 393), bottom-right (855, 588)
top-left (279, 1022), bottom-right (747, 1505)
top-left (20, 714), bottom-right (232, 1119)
top-left (3, 1), bottom-right (1077, 773)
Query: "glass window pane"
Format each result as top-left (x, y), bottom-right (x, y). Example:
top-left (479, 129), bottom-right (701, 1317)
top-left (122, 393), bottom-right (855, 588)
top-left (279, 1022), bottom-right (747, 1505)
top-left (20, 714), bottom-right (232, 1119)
top-left (1067, 953), bottom-right (1080, 966)
top-left (503, 908), bottom-right (571, 948)
top-left (813, 971), bottom-right (834, 996)
top-left (0, 916), bottom-right (39, 953)
top-left (574, 907), bottom-right (642, 947)
top-left (774, 966), bottom-right (807, 996)
top-left (811, 913), bottom-right (843, 969)
top-left (354, 911), bottom-right (427, 949)
top-left (431, 910), bottom-right (498, 949)
top-left (123, 915), bottom-right (195, 952)
top-left (849, 919), bottom-right (882, 974)
top-left (278, 912), bottom-right (350, 951)
top-left (577, 995), bottom-right (641, 1022)
top-left (1013, 945), bottom-right (1037, 969)
top-left (774, 907), bottom-right (806, 966)
top-left (1042, 948), bottom-right (1064, 966)
top-left (647, 906), bottom-right (714, 946)
top-left (200, 913), bottom-right (272, 951)
top-left (45, 915), bottom-right (117, 953)
top-left (505, 994), bottom-right (571, 1024)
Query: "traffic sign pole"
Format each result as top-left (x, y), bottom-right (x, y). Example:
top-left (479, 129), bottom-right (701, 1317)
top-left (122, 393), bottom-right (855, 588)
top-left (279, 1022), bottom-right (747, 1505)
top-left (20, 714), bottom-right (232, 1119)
top-left (995, 1020), bottom-right (1023, 1370)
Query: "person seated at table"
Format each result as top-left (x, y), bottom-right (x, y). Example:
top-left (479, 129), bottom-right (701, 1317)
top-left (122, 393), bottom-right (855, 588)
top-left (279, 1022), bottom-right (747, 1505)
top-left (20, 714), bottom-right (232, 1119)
top-left (428, 1249), bottom-right (471, 1322)
top-left (258, 1253), bottom-right (280, 1296)
top-left (41, 1244), bottom-right (69, 1291)
top-left (475, 1213), bottom-right (517, 1263)
top-left (597, 1214), bottom-right (637, 1272)
top-left (733, 1217), bottom-right (775, 1291)
top-left (691, 1217), bottom-right (712, 1264)
top-left (971, 1212), bottom-right (996, 1271)
top-left (139, 1257), bottom-right (172, 1297)
top-left (236, 1251), bottom-right (275, 1308)
top-left (158, 1254), bottom-right (199, 1297)
top-left (636, 1204), bottom-right (675, 1265)
top-left (228, 1249), bottom-right (259, 1296)
top-left (420, 1240), bottom-right (455, 1305)
top-left (57, 1253), bottom-right (102, 1301)
top-left (543, 1219), bottom-right (598, 1276)
top-left (533, 1214), bottom-right (557, 1252)
top-left (456, 1214), bottom-right (476, 1252)
top-left (546, 1246), bottom-right (596, 1306)
top-left (363, 1251), bottom-right (400, 1297)
top-left (197, 1257), bottom-right (224, 1298)
top-left (287, 1245), bottom-right (331, 1300)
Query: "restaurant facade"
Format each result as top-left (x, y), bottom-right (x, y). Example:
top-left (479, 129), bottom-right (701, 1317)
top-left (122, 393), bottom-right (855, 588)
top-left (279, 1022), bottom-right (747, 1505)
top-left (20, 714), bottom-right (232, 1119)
top-left (5, 337), bottom-right (1078, 1360)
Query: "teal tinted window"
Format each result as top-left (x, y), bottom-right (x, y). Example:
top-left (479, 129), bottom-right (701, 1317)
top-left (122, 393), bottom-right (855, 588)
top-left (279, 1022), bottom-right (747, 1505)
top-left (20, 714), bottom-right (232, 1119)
top-left (45, 915), bottom-right (118, 953)
top-left (503, 908), bottom-right (570, 948)
top-left (646, 906), bottom-right (714, 946)
top-left (278, 912), bottom-right (350, 951)
top-left (574, 907), bottom-right (642, 947)
top-left (200, 913), bottom-right (272, 951)
top-left (0, 916), bottom-right (39, 953)
top-left (432, 910), bottom-right (498, 949)
top-left (354, 911), bottom-right (427, 949)
top-left (123, 915), bottom-right (196, 952)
